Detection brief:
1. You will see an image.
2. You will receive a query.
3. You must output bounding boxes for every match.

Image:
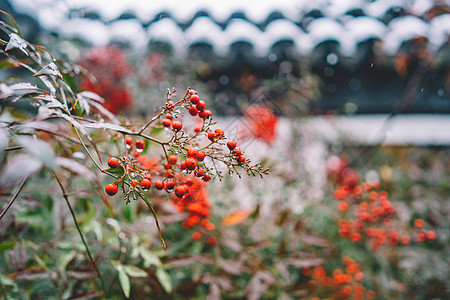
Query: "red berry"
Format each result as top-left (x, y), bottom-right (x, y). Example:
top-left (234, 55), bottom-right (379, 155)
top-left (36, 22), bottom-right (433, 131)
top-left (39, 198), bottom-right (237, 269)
top-left (207, 236), bottom-right (216, 245)
top-left (233, 148), bottom-right (242, 156)
top-left (174, 185), bottom-right (187, 198)
top-left (165, 101), bottom-right (175, 109)
top-left (187, 148), bottom-right (198, 158)
top-left (166, 113), bottom-right (173, 120)
top-left (155, 180), bottom-right (164, 190)
top-left (195, 168), bottom-right (205, 177)
top-left (172, 121), bottom-right (183, 131)
top-left (108, 157), bottom-right (120, 168)
top-left (188, 105), bottom-right (198, 116)
top-left (207, 132), bottom-right (217, 142)
top-left (165, 169), bottom-right (174, 178)
top-left (203, 173), bottom-right (211, 182)
top-left (125, 136), bottom-right (133, 145)
top-left (140, 178), bottom-right (151, 190)
top-left (227, 140), bottom-right (237, 150)
top-left (190, 94), bottom-right (200, 104)
top-left (135, 139), bottom-right (145, 150)
top-left (198, 110), bottom-right (208, 119)
top-left (168, 155), bottom-right (178, 165)
top-left (180, 161), bottom-right (186, 170)
top-left (188, 89), bottom-right (196, 95)
top-left (194, 125), bottom-right (202, 132)
top-left (196, 100), bottom-right (205, 111)
top-left (145, 173), bottom-right (152, 180)
top-left (215, 128), bottom-right (224, 136)
top-left (185, 158), bottom-right (197, 170)
top-left (196, 150), bottom-right (206, 162)
top-left (185, 178), bottom-right (194, 186)
top-left (192, 231), bottom-right (202, 241)
top-left (105, 183), bottom-right (118, 196)
top-left (164, 179), bottom-right (176, 191)
top-left (162, 118), bottom-right (172, 127)
top-left (238, 155), bottom-right (246, 164)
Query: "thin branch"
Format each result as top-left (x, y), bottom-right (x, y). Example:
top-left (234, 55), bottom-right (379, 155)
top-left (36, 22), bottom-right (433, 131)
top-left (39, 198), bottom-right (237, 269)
top-left (53, 173), bottom-right (107, 297)
top-left (0, 177), bottom-right (26, 221)
top-left (138, 193), bottom-right (167, 251)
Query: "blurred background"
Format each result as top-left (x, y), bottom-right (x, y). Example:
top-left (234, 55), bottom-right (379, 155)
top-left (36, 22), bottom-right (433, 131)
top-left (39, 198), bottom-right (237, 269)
top-left (1, 0), bottom-right (449, 117)
top-left (1, 1), bottom-right (450, 299)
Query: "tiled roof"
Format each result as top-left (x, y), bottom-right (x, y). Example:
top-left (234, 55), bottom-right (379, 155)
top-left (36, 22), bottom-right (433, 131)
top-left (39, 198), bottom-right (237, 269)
top-left (6, 0), bottom-right (450, 56)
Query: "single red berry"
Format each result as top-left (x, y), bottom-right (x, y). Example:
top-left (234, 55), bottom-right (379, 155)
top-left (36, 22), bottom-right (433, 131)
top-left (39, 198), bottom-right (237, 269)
top-left (140, 178), bottom-right (151, 190)
top-left (227, 140), bottom-right (237, 150)
top-left (164, 179), bottom-right (176, 191)
top-left (207, 131), bottom-right (217, 141)
top-left (162, 118), bottom-right (172, 127)
top-left (207, 236), bottom-right (216, 246)
top-left (187, 148), bottom-right (198, 158)
top-left (204, 110), bottom-right (212, 118)
top-left (414, 219), bottom-right (424, 228)
top-left (233, 147), bottom-right (242, 156)
top-left (108, 157), bottom-right (120, 168)
top-left (174, 185), bottom-right (187, 198)
top-left (185, 158), bottom-right (197, 170)
top-left (168, 155), bottom-right (178, 165)
top-left (197, 110), bottom-right (206, 118)
top-left (155, 180), bottom-right (164, 190)
top-left (165, 169), bottom-right (174, 178)
top-left (185, 178), bottom-right (194, 186)
top-left (165, 101), bottom-right (175, 109)
top-left (192, 231), bottom-right (202, 241)
top-left (190, 94), bottom-right (200, 104)
top-left (145, 173), bottom-right (152, 180)
top-left (164, 162), bottom-right (171, 170)
top-left (172, 121), bottom-right (183, 131)
top-left (195, 167), bottom-right (205, 177)
top-left (203, 173), bottom-right (211, 182)
top-left (166, 113), bottom-right (173, 120)
top-left (194, 124), bottom-right (202, 132)
top-left (196, 100), bottom-right (205, 111)
top-left (238, 155), bottom-right (246, 164)
top-left (135, 139), bottom-right (145, 150)
top-left (215, 128), bottom-right (224, 136)
top-left (188, 89), bottom-right (196, 95)
top-left (196, 150), bottom-right (206, 162)
top-left (180, 161), bottom-right (186, 170)
top-left (188, 105), bottom-right (198, 116)
top-left (133, 151), bottom-right (140, 157)
top-left (125, 136), bottom-right (133, 145)
top-left (105, 183), bottom-right (118, 196)
top-left (426, 230), bottom-right (436, 240)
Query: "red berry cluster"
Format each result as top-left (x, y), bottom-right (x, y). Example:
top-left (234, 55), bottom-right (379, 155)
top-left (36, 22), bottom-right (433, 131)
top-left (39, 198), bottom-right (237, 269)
top-left (328, 155), bottom-right (436, 251)
top-left (304, 256), bottom-right (375, 300)
top-left (102, 88), bottom-right (268, 242)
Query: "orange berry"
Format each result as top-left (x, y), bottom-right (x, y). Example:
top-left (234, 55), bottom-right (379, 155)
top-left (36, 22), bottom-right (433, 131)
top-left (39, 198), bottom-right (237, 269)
top-left (168, 155), bottom-right (178, 165)
top-left (227, 140), bottom-right (237, 150)
top-left (105, 183), bottom-right (118, 196)
top-left (172, 121), bottom-right (183, 131)
top-left (414, 219), bottom-right (425, 228)
top-left (140, 178), bottom-right (151, 190)
top-left (108, 157), bottom-right (120, 168)
top-left (191, 231), bottom-right (202, 241)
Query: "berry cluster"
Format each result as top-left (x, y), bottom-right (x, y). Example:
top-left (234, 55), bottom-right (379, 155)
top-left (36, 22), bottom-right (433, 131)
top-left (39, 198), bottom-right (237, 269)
top-left (303, 256), bottom-right (375, 300)
top-left (102, 88), bottom-right (269, 241)
top-left (327, 155), bottom-right (436, 251)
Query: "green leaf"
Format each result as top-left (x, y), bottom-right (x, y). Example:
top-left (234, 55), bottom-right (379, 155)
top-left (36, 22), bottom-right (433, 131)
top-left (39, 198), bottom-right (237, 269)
top-left (105, 165), bottom-right (125, 177)
top-left (5, 33), bottom-right (27, 55)
top-left (83, 122), bottom-right (132, 134)
top-left (156, 268), bottom-right (172, 293)
top-left (140, 249), bottom-right (162, 268)
top-left (0, 240), bottom-right (16, 252)
top-left (0, 153), bottom-right (43, 188)
top-left (118, 265), bottom-right (131, 298)
top-left (17, 136), bottom-right (56, 169)
top-left (124, 265), bottom-right (148, 278)
top-left (33, 62), bottom-right (62, 79)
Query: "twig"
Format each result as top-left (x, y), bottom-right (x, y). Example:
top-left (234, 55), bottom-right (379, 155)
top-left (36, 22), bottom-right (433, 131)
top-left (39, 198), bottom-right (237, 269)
top-left (53, 173), bottom-right (107, 297)
top-left (0, 177), bottom-right (26, 221)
